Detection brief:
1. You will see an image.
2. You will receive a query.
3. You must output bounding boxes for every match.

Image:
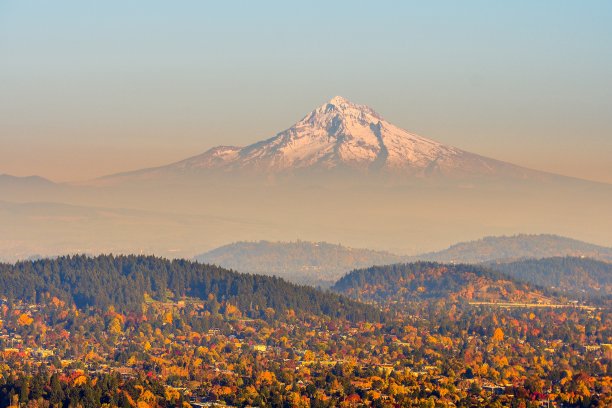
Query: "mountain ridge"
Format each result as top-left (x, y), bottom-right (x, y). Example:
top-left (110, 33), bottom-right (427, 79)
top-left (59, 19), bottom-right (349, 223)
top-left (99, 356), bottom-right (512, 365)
top-left (0, 254), bottom-right (384, 322)
top-left (195, 240), bottom-right (403, 287)
top-left (0, 173), bottom-right (56, 186)
top-left (409, 233), bottom-right (612, 263)
top-left (99, 96), bottom-right (566, 182)
top-left (193, 235), bottom-right (612, 287)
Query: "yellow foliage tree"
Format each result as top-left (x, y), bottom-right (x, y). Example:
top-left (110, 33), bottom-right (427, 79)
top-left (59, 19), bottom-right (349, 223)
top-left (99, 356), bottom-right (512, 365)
top-left (256, 370), bottom-right (276, 386)
top-left (288, 392), bottom-right (304, 407)
top-left (73, 375), bottom-right (88, 386)
top-left (127, 355), bottom-right (137, 366)
top-left (17, 313), bottom-right (33, 326)
top-left (224, 303), bottom-right (241, 318)
top-left (303, 350), bottom-right (315, 361)
top-left (108, 317), bottom-right (122, 335)
top-left (84, 350), bottom-right (99, 361)
top-left (163, 312), bottom-right (173, 325)
top-left (139, 389), bottom-right (156, 404)
top-left (368, 390), bottom-right (382, 400)
top-left (492, 328), bottom-right (504, 342)
top-left (165, 387), bottom-right (181, 402)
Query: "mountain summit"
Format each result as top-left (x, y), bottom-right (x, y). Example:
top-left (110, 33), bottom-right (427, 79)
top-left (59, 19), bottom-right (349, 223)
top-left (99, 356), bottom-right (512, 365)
top-left (109, 96), bottom-right (549, 179)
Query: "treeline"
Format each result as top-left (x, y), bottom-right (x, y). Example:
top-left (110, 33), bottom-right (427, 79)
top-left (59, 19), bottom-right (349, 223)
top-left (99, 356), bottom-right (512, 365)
top-left (488, 256), bottom-right (612, 300)
top-left (0, 255), bottom-right (383, 322)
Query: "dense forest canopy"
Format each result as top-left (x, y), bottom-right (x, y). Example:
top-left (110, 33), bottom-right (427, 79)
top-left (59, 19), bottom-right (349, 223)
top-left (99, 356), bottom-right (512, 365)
top-left (488, 256), bottom-right (612, 299)
top-left (0, 254), bottom-right (383, 322)
top-left (0, 257), bottom-right (609, 407)
top-left (332, 262), bottom-right (550, 304)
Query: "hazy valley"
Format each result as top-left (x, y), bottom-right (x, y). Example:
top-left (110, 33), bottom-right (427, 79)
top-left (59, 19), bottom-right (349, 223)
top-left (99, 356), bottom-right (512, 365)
top-left (2, 97), bottom-right (611, 263)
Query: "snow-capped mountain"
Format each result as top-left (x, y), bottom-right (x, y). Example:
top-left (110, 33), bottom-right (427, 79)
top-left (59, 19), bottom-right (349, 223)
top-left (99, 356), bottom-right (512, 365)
top-left (107, 96), bottom-right (549, 180)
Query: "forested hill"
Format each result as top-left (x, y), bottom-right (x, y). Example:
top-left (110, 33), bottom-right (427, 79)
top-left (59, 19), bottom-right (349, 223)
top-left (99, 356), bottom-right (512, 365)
top-left (0, 254), bottom-right (384, 322)
top-left (332, 262), bottom-right (551, 305)
top-left (409, 234), bottom-right (612, 264)
top-left (195, 240), bottom-right (403, 287)
top-left (488, 257), bottom-right (612, 299)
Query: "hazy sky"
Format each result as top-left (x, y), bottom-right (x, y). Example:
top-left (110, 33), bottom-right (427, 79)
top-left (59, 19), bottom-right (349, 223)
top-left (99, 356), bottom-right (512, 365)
top-left (1, 1), bottom-right (611, 183)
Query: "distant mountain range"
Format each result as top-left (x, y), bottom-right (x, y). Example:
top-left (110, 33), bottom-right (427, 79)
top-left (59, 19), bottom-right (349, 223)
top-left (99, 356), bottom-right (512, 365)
top-left (103, 96), bottom-right (559, 181)
top-left (0, 174), bottom-right (56, 188)
top-left (194, 234), bottom-right (611, 287)
top-left (195, 240), bottom-right (403, 287)
top-left (1, 97), bottom-right (610, 261)
top-left (409, 234), bottom-right (612, 263)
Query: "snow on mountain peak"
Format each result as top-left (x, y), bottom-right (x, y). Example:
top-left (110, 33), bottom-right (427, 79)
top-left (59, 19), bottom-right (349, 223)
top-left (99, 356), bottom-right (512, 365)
top-left (310, 96), bottom-right (382, 124)
top-left (328, 95), bottom-right (349, 105)
top-left (166, 96), bottom-right (533, 178)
